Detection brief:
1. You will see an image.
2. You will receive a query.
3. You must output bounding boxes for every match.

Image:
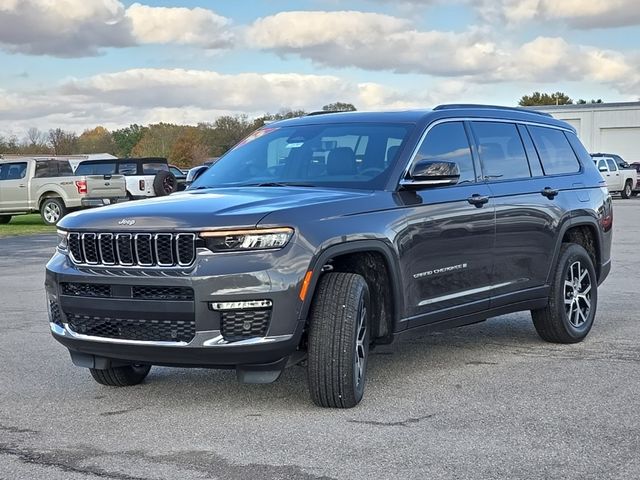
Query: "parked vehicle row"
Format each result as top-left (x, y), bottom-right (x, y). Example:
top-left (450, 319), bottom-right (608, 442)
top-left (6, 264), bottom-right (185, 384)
top-left (0, 157), bottom-right (127, 225)
top-left (0, 156), bottom-right (184, 225)
top-left (590, 153), bottom-right (638, 198)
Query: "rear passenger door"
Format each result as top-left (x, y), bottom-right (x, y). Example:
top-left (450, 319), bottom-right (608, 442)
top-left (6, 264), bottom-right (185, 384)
top-left (0, 162), bottom-right (29, 212)
top-left (397, 121), bottom-right (495, 325)
top-left (469, 121), bottom-right (571, 306)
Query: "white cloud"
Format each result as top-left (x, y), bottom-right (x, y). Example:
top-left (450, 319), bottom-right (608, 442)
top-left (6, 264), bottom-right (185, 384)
top-left (125, 3), bottom-right (232, 48)
top-left (0, 0), bottom-right (233, 57)
top-left (247, 11), bottom-right (500, 76)
top-left (473, 0), bottom-right (640, 28)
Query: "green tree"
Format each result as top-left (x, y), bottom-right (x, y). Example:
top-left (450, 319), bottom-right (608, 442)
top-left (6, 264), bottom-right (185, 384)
top-left (169, 127), bottom-right (209, 168)
top-left (77, 126), bottom-right (116, 154)
top-left (48, 128), bottom-right (78, 155)
top-left (112, 124), bottom-right (146, 157)
top-left (322, 102), bottom-right (357, 112)
top-left (131, 123), bottom-right (183, 158)
top-left (0, 134), bottom-right (20, 154)
top-left (201, 115), bottom-right (257, 156)
top-left (576, 98), bottom-right (603, 104)
top-left (518, 91), bottom-right (573, 106)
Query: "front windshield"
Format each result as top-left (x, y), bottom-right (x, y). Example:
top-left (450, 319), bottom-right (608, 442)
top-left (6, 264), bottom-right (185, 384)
top-left (191, 123), bottom-right (413, 190)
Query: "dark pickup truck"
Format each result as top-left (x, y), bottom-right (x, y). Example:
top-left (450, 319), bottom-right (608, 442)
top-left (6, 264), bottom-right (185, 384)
top-left (46, 105), bottom-right (612, 408)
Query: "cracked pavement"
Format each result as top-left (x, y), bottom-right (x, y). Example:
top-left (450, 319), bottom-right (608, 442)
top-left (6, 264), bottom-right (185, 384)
top-left (1, 199), bottom-right (639, 479)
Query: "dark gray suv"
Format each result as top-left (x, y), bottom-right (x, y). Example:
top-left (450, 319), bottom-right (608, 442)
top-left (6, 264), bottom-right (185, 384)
top-left (46, 105), bottom-right (613, 408)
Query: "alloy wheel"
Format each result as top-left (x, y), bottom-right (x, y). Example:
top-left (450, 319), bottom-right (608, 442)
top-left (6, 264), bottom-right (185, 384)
top-left (564, 260), bottom-right (592, 327)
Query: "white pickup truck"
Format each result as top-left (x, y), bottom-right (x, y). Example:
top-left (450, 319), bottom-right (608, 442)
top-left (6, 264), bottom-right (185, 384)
top-left (592, 155), bottom-right (638, 199)
top-left (0, 156), bottom-right (127, 225)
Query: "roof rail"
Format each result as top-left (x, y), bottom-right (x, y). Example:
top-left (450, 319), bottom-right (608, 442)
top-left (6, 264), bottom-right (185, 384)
top-left (433, 104), bottom-right (552, 118)
top-left (305, 110), bottom-right (343, 116)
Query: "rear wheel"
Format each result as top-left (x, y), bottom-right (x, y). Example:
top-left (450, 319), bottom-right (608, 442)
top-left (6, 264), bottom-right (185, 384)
top-left (621, 181), bottom-right (632, 199)
top-left (531, 243), bottom-right (597, 343)
top-left (307, 272), bottom-right (370, 408)
top-left (89, 364), bottom-right (151, 387)
top-left (0, 216), bottom-right (11, 224)
top-left (40, 198), bottom-right (66, 225)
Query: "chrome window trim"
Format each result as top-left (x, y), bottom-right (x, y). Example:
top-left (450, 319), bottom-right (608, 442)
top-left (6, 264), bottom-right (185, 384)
top-left (400, 117), bottom-right (576, 184)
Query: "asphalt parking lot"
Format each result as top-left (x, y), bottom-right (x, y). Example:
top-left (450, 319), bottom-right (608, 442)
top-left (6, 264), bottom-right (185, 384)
top-left (1, 199), bottom-right (639, 480)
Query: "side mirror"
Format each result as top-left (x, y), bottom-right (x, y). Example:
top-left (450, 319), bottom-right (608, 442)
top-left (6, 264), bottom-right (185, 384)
top-left (598, 165), bottom-right (608, 172)
top-left (402, 160), bottom-right (460, 189)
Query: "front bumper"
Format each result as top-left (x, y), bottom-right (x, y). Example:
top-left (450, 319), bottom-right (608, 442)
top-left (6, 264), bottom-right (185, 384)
top-left (45, 242), bottom-right (311, 373)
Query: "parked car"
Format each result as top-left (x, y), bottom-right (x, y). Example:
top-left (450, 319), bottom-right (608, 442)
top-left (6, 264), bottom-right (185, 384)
top-left (591, 155), bottom-right (637, 198)
top-left (169, 165), bottom-right (187, 191)
top-left (629, 162), bottom-right (640, 196)
top-left (0, 157), bottom-right (127, 225)
top-left (75, 157), bottom-right (177, 200)
top-left (46, 105), bottom-right (612, 407)
top-left (591, 152), bottom-right (630, 170)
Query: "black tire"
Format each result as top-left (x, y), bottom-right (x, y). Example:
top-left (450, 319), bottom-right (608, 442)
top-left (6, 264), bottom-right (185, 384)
top-left (0, 216), bottom-right (11, 224)
top-left (153, 171), bottom-right (177, 196)
top-left (89, 364), bottom-right (151, 387)
top-left (621, 181), bottom-right (632, 199)
top-left (631, 191), bottom-right (638, 197)
top-left (531, 243), bottom-right (597, 343)
top-left (307, 272), bottom-right (370, 408)
top-left (40, 198), bottom-right (67, 225)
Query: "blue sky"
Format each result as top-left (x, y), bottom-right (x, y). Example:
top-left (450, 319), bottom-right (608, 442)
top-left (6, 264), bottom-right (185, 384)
top-left (0, 0), bottom-right (639, 136)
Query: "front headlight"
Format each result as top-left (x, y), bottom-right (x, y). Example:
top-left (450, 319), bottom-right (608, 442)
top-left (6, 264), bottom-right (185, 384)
top-left (56, 229), bottom-right (68, 251)
top-left (200, 227), bottom-right (293, 252)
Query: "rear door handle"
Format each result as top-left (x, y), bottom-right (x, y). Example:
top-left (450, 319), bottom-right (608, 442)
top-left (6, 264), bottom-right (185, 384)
top-left (541, 187), bottom-right (559, 199)
top-left (467, 194), bottom-right (489, 207)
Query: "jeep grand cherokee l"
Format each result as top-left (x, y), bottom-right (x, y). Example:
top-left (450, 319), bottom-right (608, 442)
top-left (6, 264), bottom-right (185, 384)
top-left (46, 105), bottom-right (612, 408)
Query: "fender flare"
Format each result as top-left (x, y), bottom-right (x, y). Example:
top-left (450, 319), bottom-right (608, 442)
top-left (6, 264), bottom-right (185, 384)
top-left (37, 188), bottom-right (68, 208)
top-left (299, 239), bottom-right (404, 324)
top-left (547, 215), bottom-right (603, 282)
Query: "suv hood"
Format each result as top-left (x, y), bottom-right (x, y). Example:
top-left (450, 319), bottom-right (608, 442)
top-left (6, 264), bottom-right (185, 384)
top-left (58, 187), bottom-right (375, 231)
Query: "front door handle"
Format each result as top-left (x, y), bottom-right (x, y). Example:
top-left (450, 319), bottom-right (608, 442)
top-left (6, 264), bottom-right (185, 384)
top-left (467, 194), bottom-right (489, 207)
top-left (18, 184), bottom-right (26, 188)
top-left (541, 187), bottom-right (559, 199)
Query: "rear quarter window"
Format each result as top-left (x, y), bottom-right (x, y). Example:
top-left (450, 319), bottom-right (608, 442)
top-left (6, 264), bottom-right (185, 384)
top-left (528, 126), bottom-right (580, 175)
top-left (75, 162), bottom-right (116, 175)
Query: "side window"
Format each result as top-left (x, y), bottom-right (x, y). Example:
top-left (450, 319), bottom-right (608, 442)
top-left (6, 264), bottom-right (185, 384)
top-left (528, 126), bottom-right (580, 175)
top-left (57, 160), bottom-right (73, 176)
top-left (414, 122), bottom-right (475, 184)
top-left (596, 159), bottom-right (606, 172)
top-left (35, 160), bottom-right (51, 178)
top-left (118, 162), bottom-right (138, 175)
top-left (0, 162), bottom-right (27, 180)
top-left (471, 122), bottom-right (530, 180)
top-left (605, 158), bottom-right (617, 172)
top-left (142, 162), bottom-right (168, 174)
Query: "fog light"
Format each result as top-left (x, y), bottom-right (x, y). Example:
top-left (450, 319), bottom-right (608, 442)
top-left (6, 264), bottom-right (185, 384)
top-left (209, 300), bottom-right (273, 311)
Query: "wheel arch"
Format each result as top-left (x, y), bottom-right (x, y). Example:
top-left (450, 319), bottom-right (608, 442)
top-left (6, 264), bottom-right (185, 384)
top-left (300, 239), bottom-right (404, 343)
top-left (38, 190), bottom-right (66, 209)
top-left (551, 216), bottom-right (603, 282)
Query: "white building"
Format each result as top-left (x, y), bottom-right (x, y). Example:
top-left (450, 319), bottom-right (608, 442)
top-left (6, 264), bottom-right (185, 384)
top-left (533, 102), bottom-right (640, 163)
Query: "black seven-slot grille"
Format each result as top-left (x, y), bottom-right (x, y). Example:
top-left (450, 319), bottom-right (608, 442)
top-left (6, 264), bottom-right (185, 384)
top-left (67, 232), bottom-right (196, 267)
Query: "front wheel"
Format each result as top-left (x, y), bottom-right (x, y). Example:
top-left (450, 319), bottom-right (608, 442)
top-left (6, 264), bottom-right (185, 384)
top-left (621, 181), bottom-right (632, 199)
top-left (531, 243), bottom-right (597, 343)
top-left (90, 364), bottom-right (151, 386)
top-left (40, 198), bottom-right (67, 225)
top-left (307, 272), bottom-right (370, 408)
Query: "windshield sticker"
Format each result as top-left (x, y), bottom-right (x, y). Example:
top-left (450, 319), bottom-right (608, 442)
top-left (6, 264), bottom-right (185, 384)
top-left (232, 127), bottom-right (279, 151)
top-left (286, 142), bottom-right (303, 148)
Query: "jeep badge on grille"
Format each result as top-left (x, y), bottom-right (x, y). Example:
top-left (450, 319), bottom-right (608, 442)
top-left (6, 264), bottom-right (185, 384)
top-left (118, 219), bottom-right (136, 226)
